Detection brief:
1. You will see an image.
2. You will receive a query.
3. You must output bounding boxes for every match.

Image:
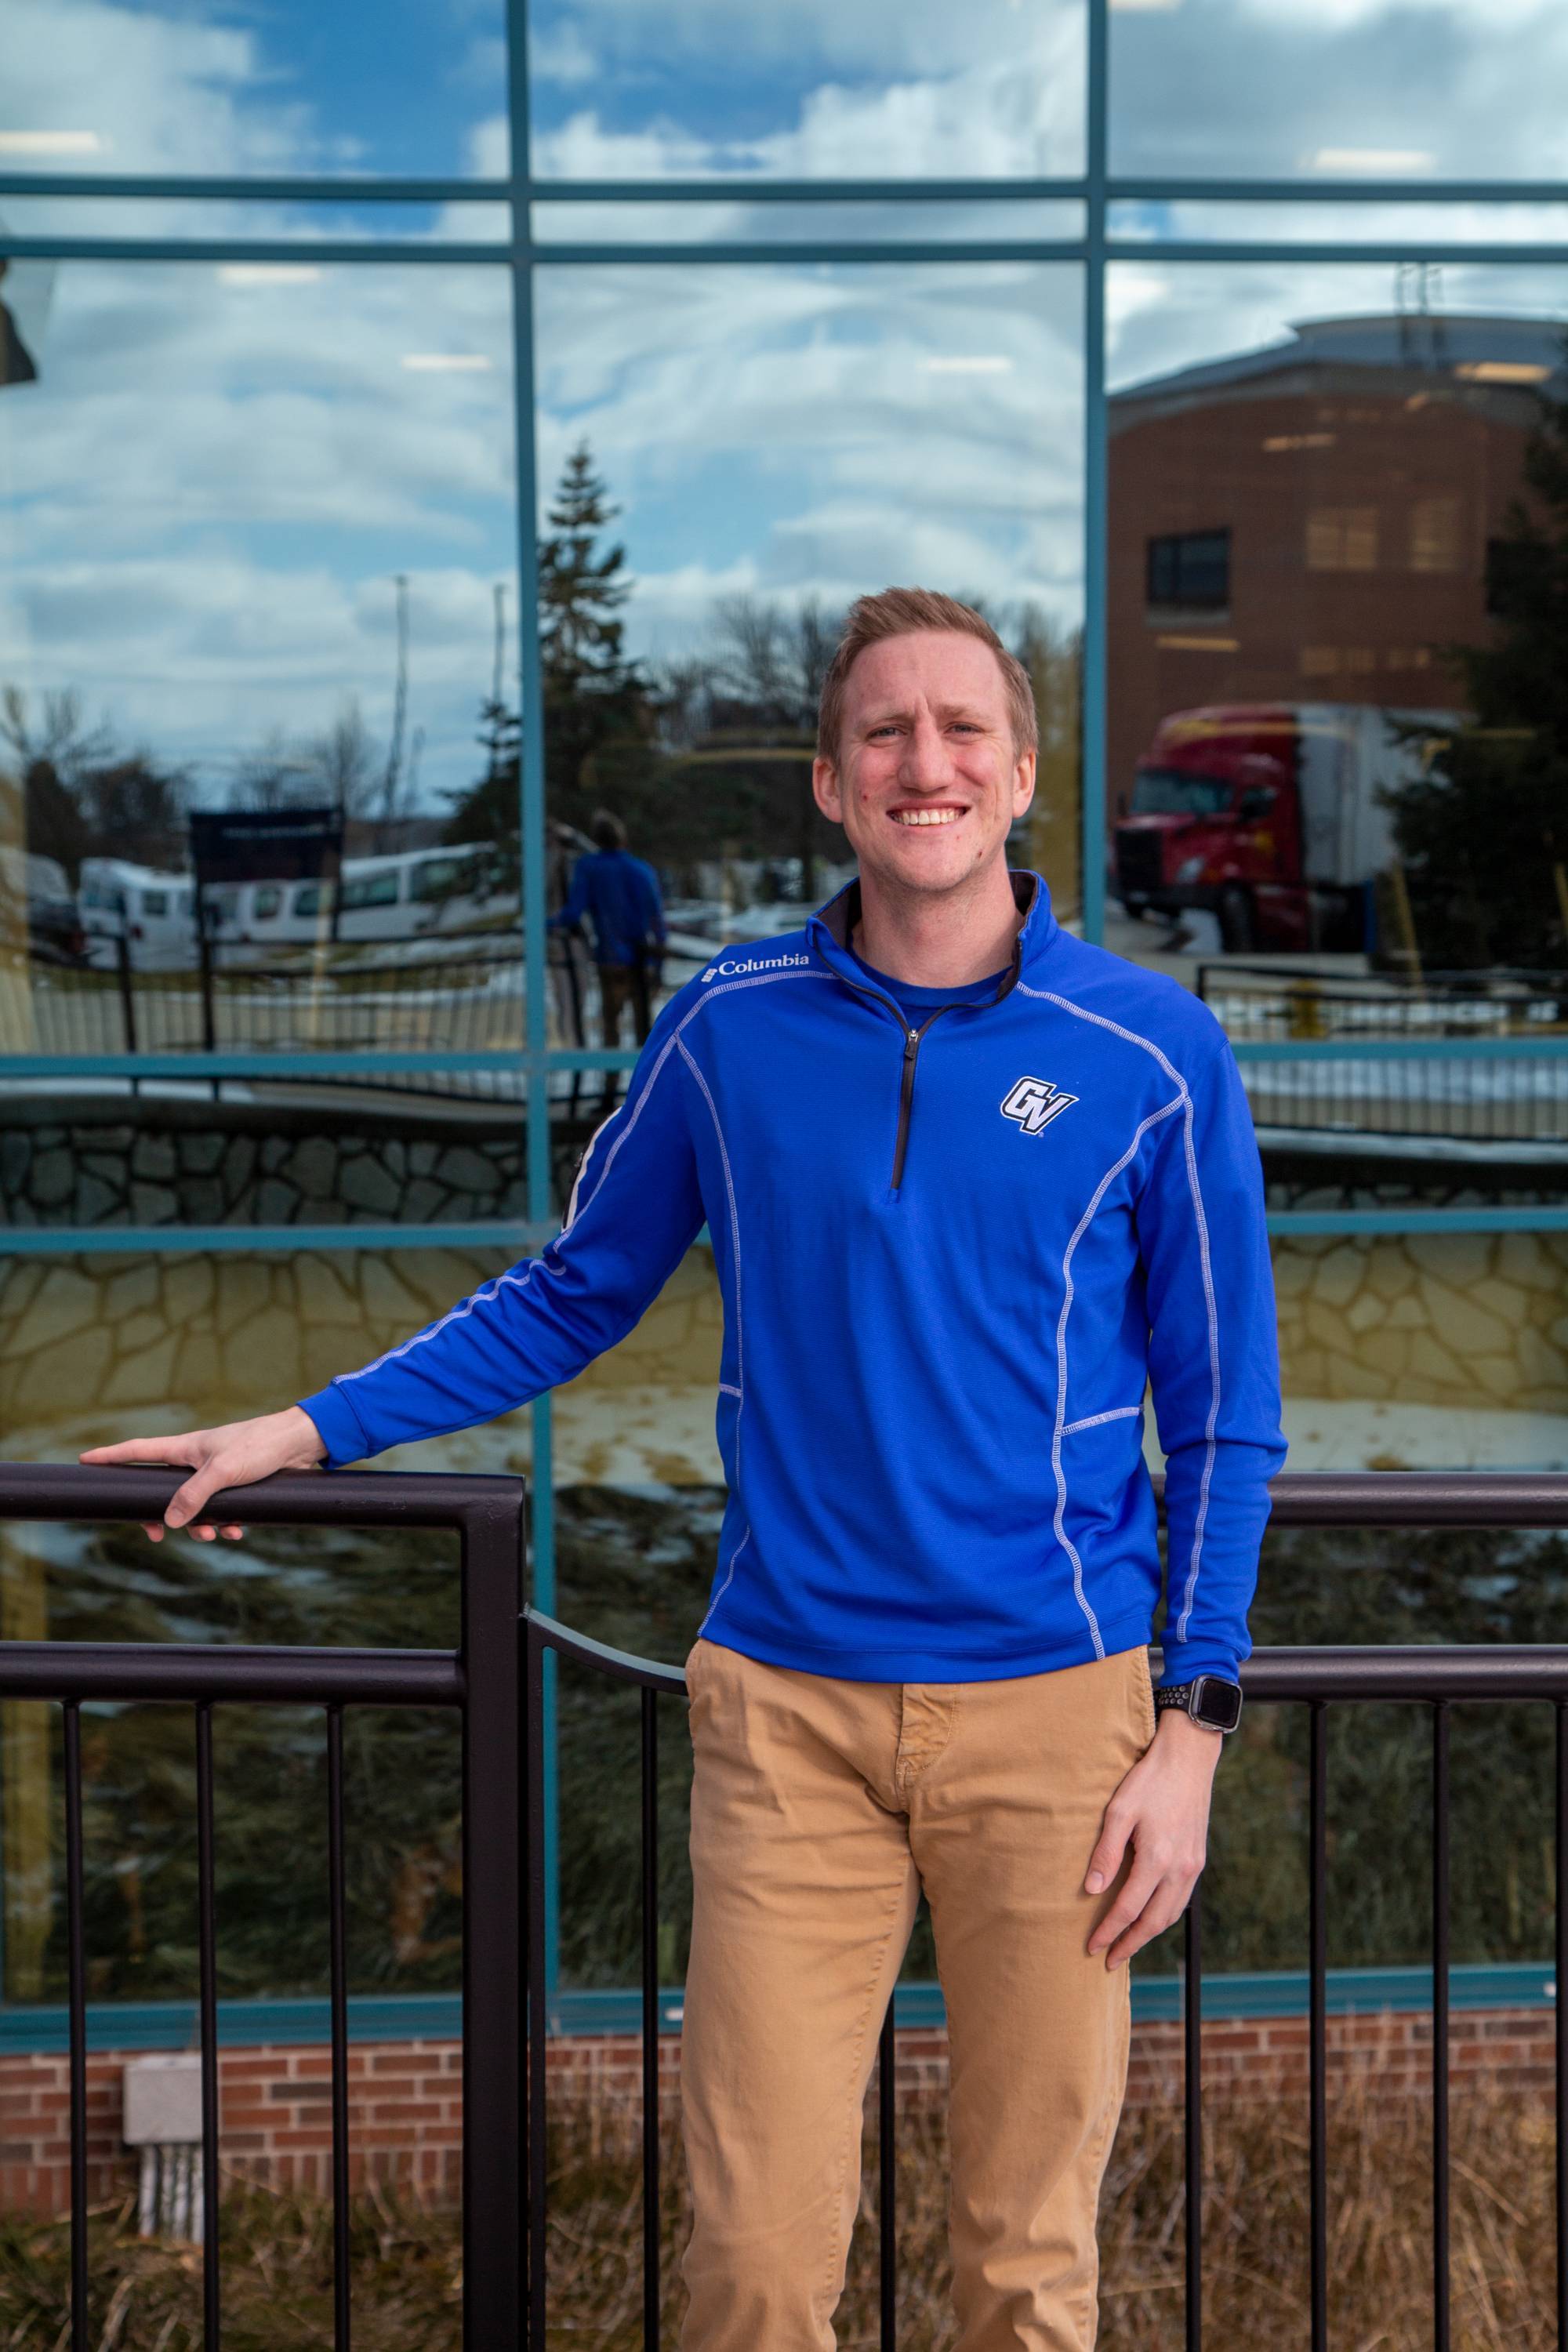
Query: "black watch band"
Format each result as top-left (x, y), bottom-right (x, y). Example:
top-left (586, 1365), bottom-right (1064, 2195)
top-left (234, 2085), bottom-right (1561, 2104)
top-left (1154, 1675), bottom-right (1243, 1733)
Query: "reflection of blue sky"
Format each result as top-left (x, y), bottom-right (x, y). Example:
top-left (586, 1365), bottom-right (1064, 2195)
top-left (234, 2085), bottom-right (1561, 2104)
top-left (533, 262), bottom-right (1085, 662)
top-left (5, 0), bottom-right (506, 179)
top-left (1109, 0), bottom-right (1568, 182)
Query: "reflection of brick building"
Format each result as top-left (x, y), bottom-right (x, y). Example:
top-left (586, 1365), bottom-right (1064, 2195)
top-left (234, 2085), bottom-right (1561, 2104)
top-left (1106, 312), bottom-right (1564, 813)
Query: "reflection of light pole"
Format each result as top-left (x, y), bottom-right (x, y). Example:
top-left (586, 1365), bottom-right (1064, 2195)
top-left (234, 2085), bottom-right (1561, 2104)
top-left (380, 573), bottom-right (409, 850)
top-left (492, 583), bottom-right (507, 724)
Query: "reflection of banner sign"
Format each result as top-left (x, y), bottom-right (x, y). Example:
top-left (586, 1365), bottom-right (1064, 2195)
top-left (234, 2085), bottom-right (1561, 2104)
top-left (189, 808), bottom-right (343, 884)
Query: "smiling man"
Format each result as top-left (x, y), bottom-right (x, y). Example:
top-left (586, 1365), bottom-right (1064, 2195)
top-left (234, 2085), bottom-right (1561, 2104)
top-left (84, 587), bottom-right (1285, 2352)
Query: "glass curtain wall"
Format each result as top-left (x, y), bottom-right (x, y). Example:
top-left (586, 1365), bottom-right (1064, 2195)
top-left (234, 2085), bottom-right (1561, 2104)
top-left (3, 0), bottom-right (1568, 2018)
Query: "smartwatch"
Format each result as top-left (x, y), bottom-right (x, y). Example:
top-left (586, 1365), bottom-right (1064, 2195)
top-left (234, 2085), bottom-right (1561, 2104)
top-left (1153, 1675), bottom-right (1243, 1733)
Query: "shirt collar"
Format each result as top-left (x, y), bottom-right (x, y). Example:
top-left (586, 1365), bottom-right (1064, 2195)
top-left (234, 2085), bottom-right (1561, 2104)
top-left (806, 866), bottom-right (1055, 1002)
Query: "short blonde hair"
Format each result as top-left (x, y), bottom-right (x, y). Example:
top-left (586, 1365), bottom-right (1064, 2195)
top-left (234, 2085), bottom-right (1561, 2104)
top-left (816, 587), bottom-right (1038, 767)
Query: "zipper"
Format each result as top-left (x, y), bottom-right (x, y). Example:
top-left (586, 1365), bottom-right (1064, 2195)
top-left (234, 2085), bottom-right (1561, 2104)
top-left (891, 1008), bottom-right (956, 1192)
top-left (809, 923), bottom-right (1022, 1194)
top-left (827, 964), bottom-right (957, 1193)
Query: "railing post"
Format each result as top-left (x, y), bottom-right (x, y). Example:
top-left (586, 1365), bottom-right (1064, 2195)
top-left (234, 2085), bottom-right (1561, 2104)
top-left (525, 1614), bottom-right (549, 2350)
top-left (460, 1485), bottom-right (528, 2349)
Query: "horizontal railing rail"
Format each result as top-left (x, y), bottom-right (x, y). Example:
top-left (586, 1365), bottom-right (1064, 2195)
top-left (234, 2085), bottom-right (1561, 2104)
top-left (5, 1466), bottom-right (1568, 2350)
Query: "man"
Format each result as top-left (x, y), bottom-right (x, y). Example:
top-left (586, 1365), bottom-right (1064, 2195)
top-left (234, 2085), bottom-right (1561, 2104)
top-left (85, 589), bottom-right (1285, 2350)
top-left (548, 808), bottom-right (666, 1076)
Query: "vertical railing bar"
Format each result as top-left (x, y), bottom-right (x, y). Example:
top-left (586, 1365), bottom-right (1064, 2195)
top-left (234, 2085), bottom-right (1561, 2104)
top-left (195, 1700), bottom-right (222, 2346)
top-left (327, 1702), bottom-right (352, 2352)
top-left (1432, 1700), bottom-right (1450, 2352)
top-left (1308, 1700), bottom-right (1328, 2352)
top-left (641, 1687), bottom-right (662, 2351)
top-left (462, 1497), bottom-right (526, 2348)
top-left (527, 1618), bottom-right (550, 2350)
top-left (62, 1700), bottom-right (89, 2352)
top-left (1184, 1880), bottom-right (1203, 2352)
top-left (1556, 1700), bottom-right (1567, 2352)
top-left (879, 1995), bottom-right (898, 2351)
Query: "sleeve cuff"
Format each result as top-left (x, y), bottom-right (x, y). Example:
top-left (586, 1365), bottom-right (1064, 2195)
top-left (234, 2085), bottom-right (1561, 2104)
top-left (296, 1383), bottom-right (372, 1469)
top-left (1155, 1641), bottom-right (1243, 1690)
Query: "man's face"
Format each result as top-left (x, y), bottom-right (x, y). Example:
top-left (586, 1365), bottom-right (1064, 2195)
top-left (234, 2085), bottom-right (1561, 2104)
top-left (812, 630), bottom-right (1036, 902)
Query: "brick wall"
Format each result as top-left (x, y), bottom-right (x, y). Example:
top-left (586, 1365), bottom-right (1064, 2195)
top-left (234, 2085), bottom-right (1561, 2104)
top-left (2, 2007), bottom-right (1556, 2220)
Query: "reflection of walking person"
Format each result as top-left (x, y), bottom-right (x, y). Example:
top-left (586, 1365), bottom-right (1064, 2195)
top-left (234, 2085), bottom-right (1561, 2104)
top-left (549, 810), bottom-right (666, 1102)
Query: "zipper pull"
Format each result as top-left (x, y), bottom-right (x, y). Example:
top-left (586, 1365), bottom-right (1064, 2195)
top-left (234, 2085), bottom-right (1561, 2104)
top-left (905, 1029), bottom-right (919, 1051)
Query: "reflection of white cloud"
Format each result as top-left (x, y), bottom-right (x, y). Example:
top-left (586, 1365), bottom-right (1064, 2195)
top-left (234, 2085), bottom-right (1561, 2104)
top-left (548, 0), bottom-right (1070, 82)
top-left (5, 0), bottom-right (347, 181)
top-left (533, 262), bottom-right (1084, 649)
top-left (5, 250), bottom-right (517, 804)
top-left (1112, 0), bottom-right (1568, 177)
top-left (535, 37), bottom-right (1085, 181)
top-left (528, 22), bottom-right (601, 87)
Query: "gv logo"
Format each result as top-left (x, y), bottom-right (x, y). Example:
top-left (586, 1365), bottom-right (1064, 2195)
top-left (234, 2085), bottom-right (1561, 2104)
top-left (1000, 1076), bottom-right (1078, 1135)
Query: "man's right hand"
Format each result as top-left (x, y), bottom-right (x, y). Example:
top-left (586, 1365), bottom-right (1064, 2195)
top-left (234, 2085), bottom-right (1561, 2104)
top-left (78, 1406), bottom-right (328, 1543)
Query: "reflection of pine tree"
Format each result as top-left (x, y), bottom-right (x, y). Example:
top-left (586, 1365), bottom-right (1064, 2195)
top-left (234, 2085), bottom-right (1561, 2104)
top-left (446, 441), bottom-right (652, 871)
top-left (446, 696), bottom-right (521, 893)
top-left (539, 442), bottom-right (633, 693)
top-left (540, 443), bottom-right (652, 842)
top-left (1392, 334), bottom-right (1568, 969)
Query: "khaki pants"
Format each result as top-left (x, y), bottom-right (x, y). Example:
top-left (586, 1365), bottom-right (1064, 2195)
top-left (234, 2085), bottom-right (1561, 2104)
top-left (679, 1638), bottom-right (1157, 2352)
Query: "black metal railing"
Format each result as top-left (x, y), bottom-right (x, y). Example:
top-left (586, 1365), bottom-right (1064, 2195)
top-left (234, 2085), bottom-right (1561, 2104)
top-left (5, 1467), bottom-right (1568, 2350)
top-left (1195, 966), bottom-right (1568, 1145)
top-left (528, 1474), bottom-right (1568, 2352)
top-left (0, 1461), bottom-right (525, 2352)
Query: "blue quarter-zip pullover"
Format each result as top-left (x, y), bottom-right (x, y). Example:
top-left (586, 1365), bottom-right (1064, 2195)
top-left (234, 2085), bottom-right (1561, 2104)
top-left (299, 870), bottom-right (1286, 1687)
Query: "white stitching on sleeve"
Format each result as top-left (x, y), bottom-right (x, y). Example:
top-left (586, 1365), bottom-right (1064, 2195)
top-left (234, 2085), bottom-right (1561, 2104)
top-left (1051, 1095), bottom-right (1185, 1653)
top-left (677, 1035), bottom-right (754, 1632)
top-left (1018, 979), bottom-right (1226, 1657)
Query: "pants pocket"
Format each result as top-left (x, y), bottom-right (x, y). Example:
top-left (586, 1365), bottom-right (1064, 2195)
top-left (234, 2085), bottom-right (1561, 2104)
top-left (1134, 1645), bottom-right (1157, 1748)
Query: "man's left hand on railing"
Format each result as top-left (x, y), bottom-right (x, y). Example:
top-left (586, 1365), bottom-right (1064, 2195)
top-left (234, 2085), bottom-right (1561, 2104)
top-left (78, 1407), bottom-right (327, 1542)
top-left (1082, 1709), bottom-right (1221, 1970)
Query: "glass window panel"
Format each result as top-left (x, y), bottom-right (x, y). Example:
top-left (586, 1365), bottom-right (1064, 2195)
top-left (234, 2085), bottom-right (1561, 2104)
top-left (1110, 0), bottom-right (1568, 183)
top-left (2, 257), bottom-right (525, 1143)
top-left (528, 0), bottom-right (1086, 180)
top-left (0, 0), bottom-right (507, 180)
top-left (1111, 199), bottom-right (1568, 249)
top-left (532, 199), bottom-right (1086, 246)
top-left (0, 193), bottom-right (512, 242)
top-left (0, 1245), bottom-right (538, 1463)
top-left (1105, 260), bottom-right (1568, 1468)
top-left (532, 259), bottom-right (1083, 1068)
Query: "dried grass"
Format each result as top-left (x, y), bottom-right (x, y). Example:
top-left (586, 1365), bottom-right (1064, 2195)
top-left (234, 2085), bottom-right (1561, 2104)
top-left (1, 2076), bottom-right (1555, 2349)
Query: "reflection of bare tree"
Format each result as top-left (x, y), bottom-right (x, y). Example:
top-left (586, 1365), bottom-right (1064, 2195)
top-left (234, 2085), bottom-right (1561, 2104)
top-left (710, 592), bottom-right (838, 732)
top-left (1, 684), bottom-right (189, 877)
top-left (1015, 607), bottom-right (1083, 921)
top-left (304, 696), bottom-right (382, 823)
top-left (226, 695), bottom-right (424, 855)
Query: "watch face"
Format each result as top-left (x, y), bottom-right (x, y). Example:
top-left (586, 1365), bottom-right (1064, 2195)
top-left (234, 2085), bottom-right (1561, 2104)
top-left (1193, 1676), bottom-right (1243, 1732)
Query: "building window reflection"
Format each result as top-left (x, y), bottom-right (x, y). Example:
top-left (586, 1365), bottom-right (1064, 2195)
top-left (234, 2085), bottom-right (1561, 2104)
top-left (1145, 527), bottom-right (1231, 612)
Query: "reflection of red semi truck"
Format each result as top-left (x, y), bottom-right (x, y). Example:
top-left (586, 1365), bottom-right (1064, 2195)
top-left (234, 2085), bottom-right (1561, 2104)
top-left (1112, 702), bottom-right (1458, 953)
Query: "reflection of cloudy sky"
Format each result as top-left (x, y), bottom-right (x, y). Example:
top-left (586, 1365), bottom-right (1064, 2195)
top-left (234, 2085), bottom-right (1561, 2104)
top-left (4, 0), bottom-right (1568, 806)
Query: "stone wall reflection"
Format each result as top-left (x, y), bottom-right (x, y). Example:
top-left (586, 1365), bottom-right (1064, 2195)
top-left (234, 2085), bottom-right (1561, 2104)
top-left (3, 1231), bottom-right (1563, 1478)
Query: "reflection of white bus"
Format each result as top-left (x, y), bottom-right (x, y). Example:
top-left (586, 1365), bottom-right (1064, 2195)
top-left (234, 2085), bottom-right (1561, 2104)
top-left (82, 844), bottom-right (517, 967)
top-left (81, 860), bottom-right (198, 971)
top-left (223, 845), bottom-right (514, 953)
